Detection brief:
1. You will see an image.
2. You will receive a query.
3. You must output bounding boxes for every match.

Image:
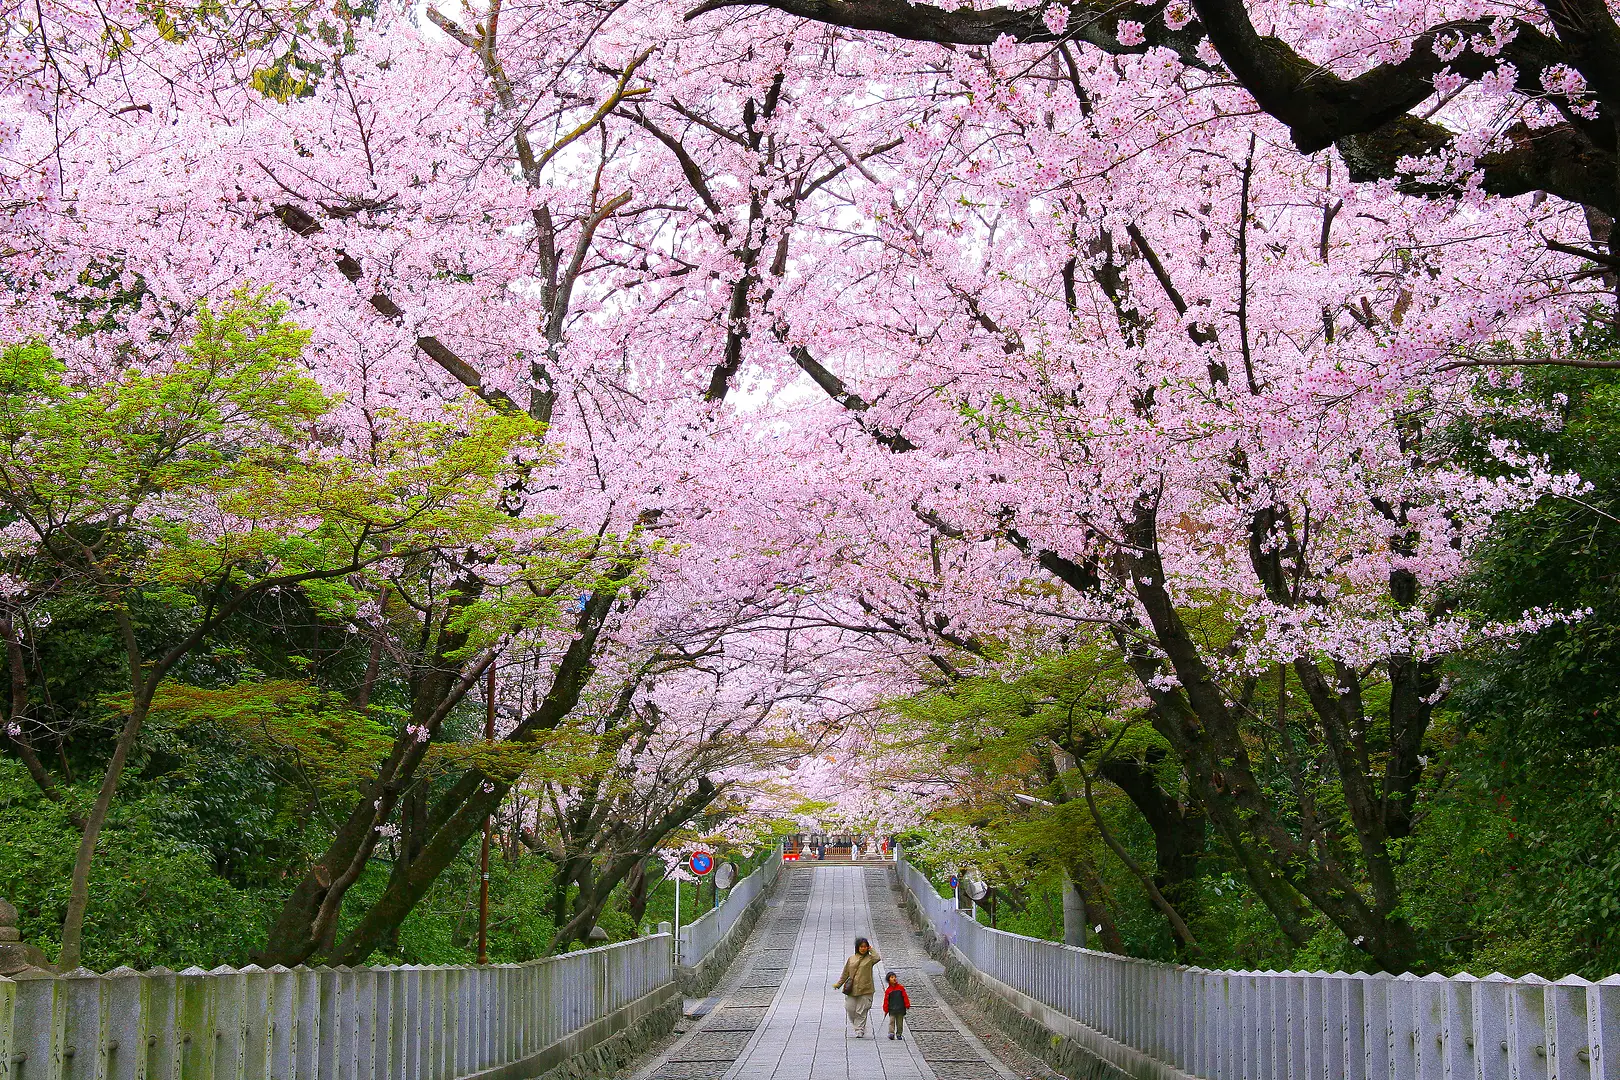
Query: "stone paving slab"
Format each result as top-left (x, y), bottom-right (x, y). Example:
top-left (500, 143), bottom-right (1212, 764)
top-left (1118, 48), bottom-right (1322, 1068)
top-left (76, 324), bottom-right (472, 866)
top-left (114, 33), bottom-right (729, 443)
top-left (707, 1009), bottom-right (771, 1031)
top-left (895, 1008), bottom-right (956, 1030)
top-left (908, 1032), bottom-right (983, 1061)
top-left (926, 1064), bottom-right (1008, 1080)
top-left (727, 987), bottom-right (782, 1005)
top-left (671, 1032), bottom-right (757, 1060)
top-left (649, 1063), bottom-right (732, 1080)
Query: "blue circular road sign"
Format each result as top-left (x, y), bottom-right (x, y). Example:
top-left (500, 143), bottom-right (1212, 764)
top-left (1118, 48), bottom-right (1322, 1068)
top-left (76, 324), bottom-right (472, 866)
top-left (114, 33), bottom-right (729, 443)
top-left (689, 851), bottom-right (714, 876)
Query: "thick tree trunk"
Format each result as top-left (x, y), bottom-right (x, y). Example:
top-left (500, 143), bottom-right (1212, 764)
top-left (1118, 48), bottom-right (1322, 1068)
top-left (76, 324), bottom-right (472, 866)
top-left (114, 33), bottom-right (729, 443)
top-left (327, 586), bottom-right (627, 964)
top-left (549, 854), bottom-right (640, 951)
top-left (626, 858), bottom-right (651, 926)
top-left (1061, 870), bottom-right (1088, 948)
top-left (545, 777), bottom-right (721, 953)
top-left (57, 700), bottom-right (147, 971)
top-left (1096, 753), bottom-right (1207, 910)
top-left (1074, 863), bottom-right (1126, 953)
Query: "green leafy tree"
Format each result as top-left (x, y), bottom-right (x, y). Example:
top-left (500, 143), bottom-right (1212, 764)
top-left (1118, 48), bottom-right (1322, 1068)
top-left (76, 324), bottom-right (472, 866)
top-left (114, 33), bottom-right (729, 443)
top-left (890, 645), bottom-right (1205, 956)
top-left (0, 289), bottom-right (559, 969)
top-left (1439, 332), bottom-right (1620, 974)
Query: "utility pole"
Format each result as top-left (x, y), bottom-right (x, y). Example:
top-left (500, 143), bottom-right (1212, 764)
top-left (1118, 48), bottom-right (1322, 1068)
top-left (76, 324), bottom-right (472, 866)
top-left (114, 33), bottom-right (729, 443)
top-left (478, 664), bottom-right (495, 965)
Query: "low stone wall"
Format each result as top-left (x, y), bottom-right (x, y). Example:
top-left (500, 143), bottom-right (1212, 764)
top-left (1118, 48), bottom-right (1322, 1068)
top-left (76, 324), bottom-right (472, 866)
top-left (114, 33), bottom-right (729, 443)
top-left (523, 986), bottom-right (681, 1080)
top-left (893, 881), bottom-right (1184, 1080)
top-left (675, 870), bottom-right (780, 996)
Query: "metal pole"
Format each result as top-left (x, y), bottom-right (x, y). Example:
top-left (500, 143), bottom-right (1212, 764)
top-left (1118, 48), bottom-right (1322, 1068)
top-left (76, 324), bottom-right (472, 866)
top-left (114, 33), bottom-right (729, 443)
top-left (673, 876), bottom-right (681, 966)
top-left (478, 663), bottom-right (494, 965)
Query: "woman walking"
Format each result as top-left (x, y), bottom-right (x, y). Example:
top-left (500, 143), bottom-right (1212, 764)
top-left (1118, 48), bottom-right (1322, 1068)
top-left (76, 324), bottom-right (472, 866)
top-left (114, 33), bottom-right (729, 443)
top-left (833, 936), bottom-right (882, 1037)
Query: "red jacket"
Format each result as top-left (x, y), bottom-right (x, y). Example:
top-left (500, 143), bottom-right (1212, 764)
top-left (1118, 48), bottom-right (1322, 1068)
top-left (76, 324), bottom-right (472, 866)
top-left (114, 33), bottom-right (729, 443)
top-left (883, 983), bottom-right (910, 1013)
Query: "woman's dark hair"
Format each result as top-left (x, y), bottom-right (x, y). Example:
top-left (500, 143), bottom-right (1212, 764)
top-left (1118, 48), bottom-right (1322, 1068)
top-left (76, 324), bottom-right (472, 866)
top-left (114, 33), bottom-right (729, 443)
top-left (854, 937), bottom-right (871, 953)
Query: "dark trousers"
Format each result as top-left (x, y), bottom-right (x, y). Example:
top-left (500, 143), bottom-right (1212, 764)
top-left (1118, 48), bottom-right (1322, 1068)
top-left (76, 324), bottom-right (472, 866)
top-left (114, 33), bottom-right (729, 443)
top-left (887, 1010), bottom-right (906, 1036)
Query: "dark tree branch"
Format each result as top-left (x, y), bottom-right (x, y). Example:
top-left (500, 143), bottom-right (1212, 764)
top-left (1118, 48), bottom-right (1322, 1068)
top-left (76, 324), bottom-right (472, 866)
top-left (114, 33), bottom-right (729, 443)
top-left (685, 0), bottom-right (1619, 216)
top-left (272, 205), bottom-right (520, 414)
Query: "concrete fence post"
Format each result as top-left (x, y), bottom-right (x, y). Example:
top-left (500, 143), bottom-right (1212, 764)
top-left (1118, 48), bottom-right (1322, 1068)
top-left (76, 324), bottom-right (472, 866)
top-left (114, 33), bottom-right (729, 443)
top-left (1386, 973), bottom-right (1419, 1080)
top-left (211, 965), bottom-right (246, 1080)
top-left (435, 966), bottom-right (455, 1080)
top-left (1171, 965), bottom-right (1191, 1073)
top-left (1326, 972), bottom-right (1351, 1080)
top-left (1508, 974), bottom-right (1550, 1080)
top-left (1244, 972), bottom-right (1263, 1080)
top-left (1442, 972), bottom-right (1475, 1080)
top-left (148, 967), bottom-right (182, 1080)
top-left (1263, 970), bottom-right (1288, 1080)
top-left (1476, 972), bottom-right (1514, 1080)
top-left (60, 965), bottom-right (99, 1080)
top-left (1548, 974), bottom-right (1592, 1080)
top-left (1415, 971), bottom-right (1447, 1080)
top-left (0, 974), bottom-right (15, 1080)
top-left (10, 968), bottom-right (61, 1080)
top-left (1215, 970), bottom-right (1237, 1079)
top-left (267, 965), bottom-right (297, 1080)
top-left (1300, 971), bottom-right (1326, 1080)
top-left (293, 966), bottom-right (321, 1080)
top-left (446, 966), bottom-right (466, 1080)
top-left (1361, 973), bottom-right (1390, 1080)
top-left (1191, 968), bottom-right (1212, 1077)
top-left (104, 966), bottom-right (147, 1080)
top-left (176, 965), bottom-right (216, 1080)
top-left (1140, 960), bottom-right (1156, 1056)
top-left (1341, 971), bottom-right (1367, 1080)
top-left (344, 966), bottom-right (365, 1080)
top-left (1591, 976), bottom-right (1620, 1080)
top-left (240, 964), bottom-right (270, 1080)
top-left (353, 965), bottom-right (376, 1080)
top-left (396, 965), bottom-right (421, 1080)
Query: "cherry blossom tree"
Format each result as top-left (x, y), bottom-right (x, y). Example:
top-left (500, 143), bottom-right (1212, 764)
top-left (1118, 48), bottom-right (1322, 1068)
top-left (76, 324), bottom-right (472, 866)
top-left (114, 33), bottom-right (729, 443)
top-left (5, 0), bottom-right (1614, 975)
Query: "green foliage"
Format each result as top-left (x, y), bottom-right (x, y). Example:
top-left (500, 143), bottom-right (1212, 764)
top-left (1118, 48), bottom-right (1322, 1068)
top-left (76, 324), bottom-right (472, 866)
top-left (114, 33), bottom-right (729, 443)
top-left (1431, 338), bottom-right (1620, 975)
top-left (380, 851), bottom-right (562, 964)
top-left (146, 681), bottom-right (396, 797)
top-left (0, 292), bottom-right (325, 532)
top-left (0, 757), bottom-right (282, 970)
top-left (0, 750), bottom-right (584, 968)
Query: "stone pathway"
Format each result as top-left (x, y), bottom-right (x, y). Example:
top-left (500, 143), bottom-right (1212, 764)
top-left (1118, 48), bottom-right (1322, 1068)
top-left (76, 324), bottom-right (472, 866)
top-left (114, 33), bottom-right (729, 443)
top-left (632, 866), bottom-right (1015, 1080)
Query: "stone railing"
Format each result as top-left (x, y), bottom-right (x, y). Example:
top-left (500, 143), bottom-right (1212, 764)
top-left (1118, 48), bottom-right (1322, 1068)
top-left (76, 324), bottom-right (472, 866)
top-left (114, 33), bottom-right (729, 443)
top-left (897, 852), bottom-right (1620, 1080)
top-left (0, 933), bottom-right (675, 1080)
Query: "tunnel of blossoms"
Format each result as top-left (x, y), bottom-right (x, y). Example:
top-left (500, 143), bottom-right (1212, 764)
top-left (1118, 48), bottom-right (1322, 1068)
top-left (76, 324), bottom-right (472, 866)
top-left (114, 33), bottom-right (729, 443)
top-left (3, 0), bottom-right (1620, 989)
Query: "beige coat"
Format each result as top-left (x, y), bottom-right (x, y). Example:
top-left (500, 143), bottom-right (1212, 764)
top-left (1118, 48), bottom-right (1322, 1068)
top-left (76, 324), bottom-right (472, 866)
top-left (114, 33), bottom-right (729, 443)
top-left (834, 950), bottom-right (882, 997)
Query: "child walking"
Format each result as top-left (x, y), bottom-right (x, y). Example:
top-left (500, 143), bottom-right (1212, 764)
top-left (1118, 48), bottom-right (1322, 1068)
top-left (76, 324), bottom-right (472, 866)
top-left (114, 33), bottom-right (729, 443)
top-left (882, 972), bottom-right (910, 1039)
